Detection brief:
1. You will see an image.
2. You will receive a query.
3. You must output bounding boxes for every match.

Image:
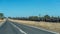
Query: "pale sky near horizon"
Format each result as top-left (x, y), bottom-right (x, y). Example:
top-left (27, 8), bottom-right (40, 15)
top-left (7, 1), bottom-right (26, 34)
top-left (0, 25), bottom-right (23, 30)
top-left (0, 0), bottom-right (60, 17)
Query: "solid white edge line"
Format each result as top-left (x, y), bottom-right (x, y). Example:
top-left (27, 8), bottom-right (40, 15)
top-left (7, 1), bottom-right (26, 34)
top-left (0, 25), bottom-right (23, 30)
top-left (10, 23), bottom-right (27, 34)
top-left (21, 24), bottom-right (59, 34)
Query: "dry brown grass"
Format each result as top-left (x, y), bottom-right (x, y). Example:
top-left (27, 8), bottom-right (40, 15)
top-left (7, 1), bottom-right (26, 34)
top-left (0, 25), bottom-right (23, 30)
top-left (9, 19), bottom-right (60, 33)
top-left (0, 19), bottom-right (4, 22)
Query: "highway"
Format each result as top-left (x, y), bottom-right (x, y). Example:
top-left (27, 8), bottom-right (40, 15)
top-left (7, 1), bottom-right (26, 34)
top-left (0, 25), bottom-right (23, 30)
top-left (0, 20), bottom-right (58, 34)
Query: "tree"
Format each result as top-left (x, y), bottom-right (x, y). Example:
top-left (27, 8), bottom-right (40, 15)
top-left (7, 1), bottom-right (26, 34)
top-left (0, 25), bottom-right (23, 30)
top-left (43, 15), bottom-right (50, 22)
top-left (8, 17), bottom-right (12, 19)
top-left (28, 16), bottom-right (40, 21)
top-left (0, 13), bottom-right (4, 17)
top-left (0, 13), bottom-right (4, 19)
top-left (44, 15), bottom-right (50, 19)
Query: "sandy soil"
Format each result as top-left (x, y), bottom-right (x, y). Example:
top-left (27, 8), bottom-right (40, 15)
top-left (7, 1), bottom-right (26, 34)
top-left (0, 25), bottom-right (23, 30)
top-left (9, 19), bottom-right (60, 33)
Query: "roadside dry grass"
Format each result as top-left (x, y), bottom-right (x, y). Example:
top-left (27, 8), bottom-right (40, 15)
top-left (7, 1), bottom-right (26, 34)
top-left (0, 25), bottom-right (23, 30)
top-left (0, 19), bottom-right (4, 22)
top-left (9, 19), bottom-right (60, 33)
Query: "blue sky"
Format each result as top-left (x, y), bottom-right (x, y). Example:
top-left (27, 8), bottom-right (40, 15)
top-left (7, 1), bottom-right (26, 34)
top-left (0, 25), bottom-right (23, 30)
top-left (0, 0), bottom-right (60, 17)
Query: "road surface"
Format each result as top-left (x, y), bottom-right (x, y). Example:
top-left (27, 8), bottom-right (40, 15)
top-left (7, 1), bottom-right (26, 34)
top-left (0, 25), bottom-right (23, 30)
top-left (0, 20), bottom-right (58, 34)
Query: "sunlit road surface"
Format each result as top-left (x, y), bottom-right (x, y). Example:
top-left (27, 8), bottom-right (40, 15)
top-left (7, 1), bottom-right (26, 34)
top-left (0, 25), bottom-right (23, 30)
top-left (0, 20), bottom-right (58, 34)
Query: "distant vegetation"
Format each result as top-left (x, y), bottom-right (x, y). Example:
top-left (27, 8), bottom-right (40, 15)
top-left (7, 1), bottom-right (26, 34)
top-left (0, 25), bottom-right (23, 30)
top-left (8, 15), bottom-right (60, 22)
top-left (0, 13), bottom-right (4, 20)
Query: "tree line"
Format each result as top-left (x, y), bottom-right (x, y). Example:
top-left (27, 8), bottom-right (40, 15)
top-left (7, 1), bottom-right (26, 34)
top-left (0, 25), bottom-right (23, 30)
top-left (8, 15), bottom-right (60, 22)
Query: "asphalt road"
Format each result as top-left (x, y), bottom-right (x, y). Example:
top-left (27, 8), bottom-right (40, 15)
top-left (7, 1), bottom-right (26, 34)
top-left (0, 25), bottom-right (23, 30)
top-left (0, 20), bottom-right (57, 34)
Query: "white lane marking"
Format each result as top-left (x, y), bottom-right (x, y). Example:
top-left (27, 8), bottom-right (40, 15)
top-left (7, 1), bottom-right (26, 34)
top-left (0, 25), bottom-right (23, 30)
top-left (21, 24), bottom-right (59, 34)
top-left (10, 23), bottom-right (27, 34)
